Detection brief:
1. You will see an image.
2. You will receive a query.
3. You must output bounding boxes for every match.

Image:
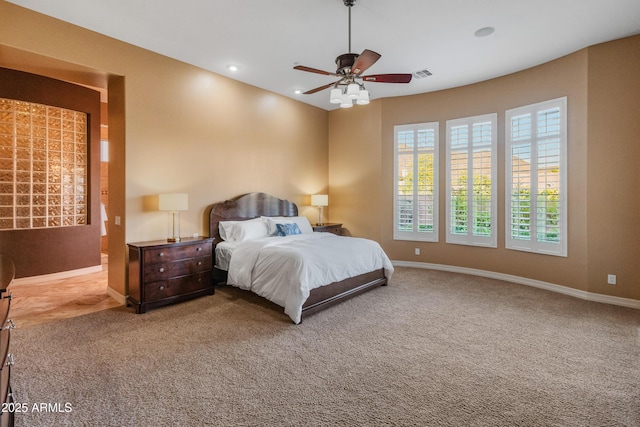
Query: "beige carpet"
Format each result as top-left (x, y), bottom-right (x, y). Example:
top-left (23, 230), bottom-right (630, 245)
top-left (11, 267), bottom-right (640, 426)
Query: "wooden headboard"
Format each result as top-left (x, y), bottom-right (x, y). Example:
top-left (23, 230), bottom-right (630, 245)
top-left (208, 192), bottom-right (298, 248)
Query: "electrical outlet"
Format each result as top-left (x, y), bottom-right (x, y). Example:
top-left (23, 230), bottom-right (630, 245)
top-left (114, 215), bottom-right (121, 226)
top-left (607, 274), bottom-right (617, 285)
top-left (415, 248), bottom-right (420, 255)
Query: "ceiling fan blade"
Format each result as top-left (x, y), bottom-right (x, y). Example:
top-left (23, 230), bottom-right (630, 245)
top-left (351, 49), bottom-right (381, 75)
top-left (361, 73), bottom-right (413, 83)
top-left (294, 65), bottom-right (339, 77)
top-left (303, 81), bottom-right (339, 95)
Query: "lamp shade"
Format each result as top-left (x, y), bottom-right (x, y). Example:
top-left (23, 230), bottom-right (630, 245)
top-left (346, 83), bottom-right (360, 99)
top-left (329, 88), bottom-right (343, 104)
top-left (311, 194), bottom-right (328, 207)
top-left (158, 193), bottom-right (189, 211)
top-left (356, 89), bottom-right (370, 105)
top-left (340, 94), bottom-right (353, 109)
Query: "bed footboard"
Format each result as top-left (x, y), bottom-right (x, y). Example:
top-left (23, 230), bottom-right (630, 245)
top-left (301, 269), bottom-right (387, 321)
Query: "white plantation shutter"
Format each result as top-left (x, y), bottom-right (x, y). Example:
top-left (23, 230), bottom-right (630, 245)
top-left (446, 114), bottom-right (497, 247)
top-left (394, 122), bottom-right (439, 241)
top-left (506, 97), bottom-right (567, 256)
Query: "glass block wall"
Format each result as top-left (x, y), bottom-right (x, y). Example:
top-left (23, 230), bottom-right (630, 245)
top-left (0, 98), bottom-right (88, 230)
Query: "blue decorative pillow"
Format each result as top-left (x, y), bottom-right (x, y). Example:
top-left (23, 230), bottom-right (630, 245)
top-left (275, 223), bottom-right (302, 236)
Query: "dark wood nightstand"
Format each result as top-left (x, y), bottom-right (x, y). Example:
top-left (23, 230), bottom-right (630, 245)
top-left (127, 237), bottom-right (214, 313)
top-left (312, 223), bottom-right (343, 235)
top-left (0, 256), bottom-right (14, 427)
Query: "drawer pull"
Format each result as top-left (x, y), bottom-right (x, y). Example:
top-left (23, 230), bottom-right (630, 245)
top-left (158, 267), bottom-right (165, 273)
top-left (197, 247), bottom-right (202, 252)
top-left (158, 252), bottom-right (165, 257)
top-left (197, 261), bottom-right (202, 266)
top-left (158, 285), bottom-right (165, 291)
top-left (3, 319), bottom-right (15, 330)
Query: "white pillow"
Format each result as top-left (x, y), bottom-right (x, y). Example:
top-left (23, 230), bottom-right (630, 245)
top-left (219, 218), bottom-right (270, 242)
top-left (262, 216), bottom-right (313, 235)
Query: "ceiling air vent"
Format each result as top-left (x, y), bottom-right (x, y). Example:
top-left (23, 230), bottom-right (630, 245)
top-left (413, 69), bottom-right (433, 79)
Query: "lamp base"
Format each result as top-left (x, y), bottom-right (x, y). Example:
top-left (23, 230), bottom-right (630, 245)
top-left (167, 211), bottom-right (181, 243)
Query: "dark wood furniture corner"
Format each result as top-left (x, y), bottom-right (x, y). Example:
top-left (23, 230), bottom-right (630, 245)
top-left (312, 223), bottom-right (343, 235)
top-left (0, 255), bottom-right (15, 427)
top-left (127, 237), bottom-right (214, 313)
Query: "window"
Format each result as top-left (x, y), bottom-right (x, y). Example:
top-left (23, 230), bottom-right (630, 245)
top-left (505, 97), bottom-right (567, 256)
top-left (0, 98), bottom-right (88, 230)
top-left (445, 114), bottom-right (497, 247)
top-left (394, 122), bottom-right (439, 241)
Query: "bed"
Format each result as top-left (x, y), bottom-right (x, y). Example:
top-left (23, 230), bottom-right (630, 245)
top-left (209, 193), bottom-right (393, 323)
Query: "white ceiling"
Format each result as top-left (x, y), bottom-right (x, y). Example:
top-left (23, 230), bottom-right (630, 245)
top-left (7, 0), bottom-right (640, 110)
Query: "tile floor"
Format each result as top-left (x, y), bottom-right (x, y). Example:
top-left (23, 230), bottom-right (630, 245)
top-left (7, 255), bottom-right (120, 328)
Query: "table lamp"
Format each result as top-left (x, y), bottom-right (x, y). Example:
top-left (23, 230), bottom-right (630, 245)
top-left (158, 193), bottom-right (188, 242)
top-left (311, 194), bottom-right (328, 226)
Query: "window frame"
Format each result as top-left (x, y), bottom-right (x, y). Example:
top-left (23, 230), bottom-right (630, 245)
top-left (445, 113), bottom-right (498, 248)
top-left (505, 97), bottom-right (568, 257)
top-left (393, 122), bottom-right (439, 242)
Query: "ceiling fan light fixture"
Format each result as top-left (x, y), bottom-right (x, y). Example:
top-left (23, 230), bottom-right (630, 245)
top-left (356, 89), bottom-right (370, 105)
top-left (294, 0), bottom-right (412, 108)
top-left (346, 83), bottom-right (360, 99)
top-left (340, 94), bottom-right (353, 108)
top-left (330, 88), bottom-right (343, 104)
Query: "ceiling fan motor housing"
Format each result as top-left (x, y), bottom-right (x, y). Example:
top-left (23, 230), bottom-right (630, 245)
top-left (335, 53), bottom-right (358, 75)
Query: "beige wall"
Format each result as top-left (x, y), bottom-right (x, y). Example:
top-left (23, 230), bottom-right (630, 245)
top-left (586, 37), bottom-right (640, 299)
top-left (329, 36), bottom-right (640, 301)
top-left (0, 2), bottom-right (329, 296)
top-left (328, 100), bottom-right (382, 238)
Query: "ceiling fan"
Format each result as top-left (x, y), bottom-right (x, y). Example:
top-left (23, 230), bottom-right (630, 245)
top-left (293, 0), bottom-right (413, 107)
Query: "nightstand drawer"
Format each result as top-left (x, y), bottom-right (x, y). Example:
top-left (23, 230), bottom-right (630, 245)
top-left (143, 242), bottom-right (211, 264)
top-left (143, 256), bottom-right (211, 282)
top-left (0, 363), bottom-right (9, 407)
top-left (0, 298), bottom-right (9, 327)
top-left (144, 272), bottom-right (211, 301)
top-left (0, 329), bottom-right (8, 370)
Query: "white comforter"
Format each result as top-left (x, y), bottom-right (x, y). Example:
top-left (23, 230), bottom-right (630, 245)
top-left (226, 233), bottom-right (394, 324)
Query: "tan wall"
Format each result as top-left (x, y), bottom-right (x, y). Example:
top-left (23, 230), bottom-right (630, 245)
top-left (328, 100), bottom-right (382, 239)
top-left (330, 38), bottom-right (639, 301)
top-left (586, 37), bottom-right (640, 299)
top-left (0, 2), bottom-right (329, 296)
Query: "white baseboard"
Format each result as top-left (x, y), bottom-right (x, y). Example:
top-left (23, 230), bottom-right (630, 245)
top-left (107, 287), bottom-right (127, 305)
top-left (392, 260), bottom-right (640, 310)
top-left (11, 265), bottom-right (103, 286)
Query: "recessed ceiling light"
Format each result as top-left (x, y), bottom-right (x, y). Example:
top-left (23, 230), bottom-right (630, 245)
top-left (474, 27), bottom-right (495, 37)
top-left (294, 90), bottom-right (302, 95)
top-left (227, 65), bottom-right (239, 72)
